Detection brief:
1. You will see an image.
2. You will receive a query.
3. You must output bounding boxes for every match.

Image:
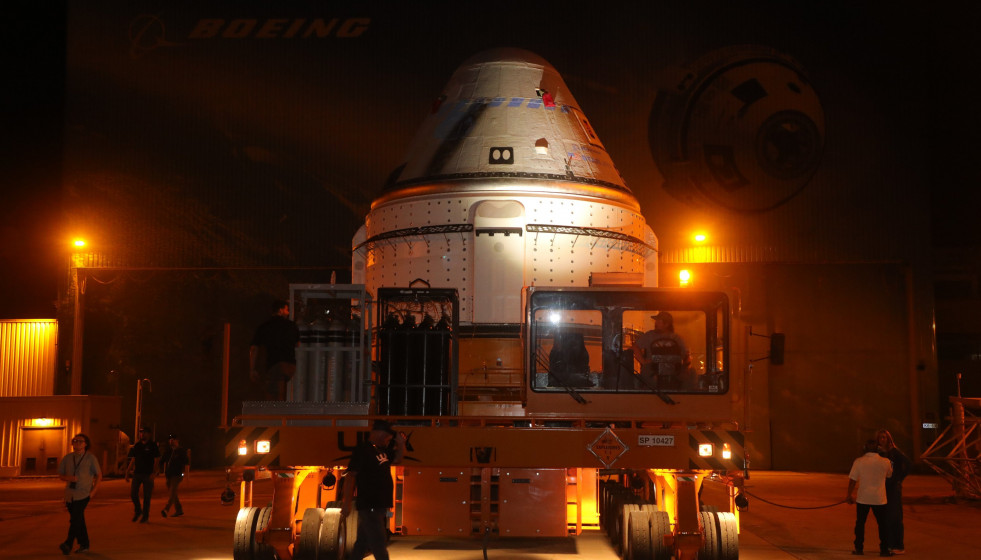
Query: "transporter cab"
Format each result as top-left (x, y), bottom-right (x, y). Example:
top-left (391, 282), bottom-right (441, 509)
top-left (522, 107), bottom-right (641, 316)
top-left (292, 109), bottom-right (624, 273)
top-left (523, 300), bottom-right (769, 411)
top-left (227, 48), bottom-right (745, 560)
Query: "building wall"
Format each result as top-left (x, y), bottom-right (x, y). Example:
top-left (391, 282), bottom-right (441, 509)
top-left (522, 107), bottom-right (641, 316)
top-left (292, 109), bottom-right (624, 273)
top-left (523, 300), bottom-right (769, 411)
top-left (664, 262), bottom-right (929, 472)
top-left (0, 320), bottom-right (58, 396)
top-left (0, 396), bottom-right (122, 477)
top-left (935, 247), bottom-right (981, 412)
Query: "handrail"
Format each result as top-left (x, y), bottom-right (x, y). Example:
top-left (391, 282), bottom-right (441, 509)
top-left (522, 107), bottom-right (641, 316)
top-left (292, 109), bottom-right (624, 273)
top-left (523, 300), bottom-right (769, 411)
top-left (229, 414), bottom-right (741, 431)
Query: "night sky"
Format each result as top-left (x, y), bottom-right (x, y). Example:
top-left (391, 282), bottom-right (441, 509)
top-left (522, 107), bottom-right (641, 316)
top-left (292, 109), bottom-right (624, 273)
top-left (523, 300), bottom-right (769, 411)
top-left (2, 2), bottom-right (66, 319)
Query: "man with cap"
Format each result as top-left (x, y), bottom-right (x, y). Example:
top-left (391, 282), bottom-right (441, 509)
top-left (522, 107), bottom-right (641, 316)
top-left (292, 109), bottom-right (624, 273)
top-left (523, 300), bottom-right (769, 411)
top-left (341, 419), bottom-right (405, 560)
top-left (249, 299), bottom-right (300, 400)
top-left (160, 434), bottom-right (190, 518)
top-left (631, 311), bottom-right (691, 389)
top-left (125, 427), bottom-right (160, 523)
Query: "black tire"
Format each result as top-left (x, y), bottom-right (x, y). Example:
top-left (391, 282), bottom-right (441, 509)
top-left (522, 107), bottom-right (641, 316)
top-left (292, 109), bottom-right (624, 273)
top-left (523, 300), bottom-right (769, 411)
top-left (716, 512), bottom-right (739, 560)
top-left (649, 511), bottom-right (671, 560)
top-left (627, 511), bottom-right (654, 560)
top-left (699, 511), bottom-right (739, 560)
top-left (601, 482), bottom-right (624, 534)
top-left (621, 503), bottom-right (643, 556)
top-left (254, 507), bottom-right (275, 560)
top-left (344, 510), bottom-right (359, 557)
top-left (296, 508), bottom-right (325, 560)
top-left (699, 511), bottom-right (719, 560)
top-left (610, 492), bottom-right (635, 546)
top-left (318, 509), bottom-right (346, 560)
top-left (233, 507), bottom-right (260, 560)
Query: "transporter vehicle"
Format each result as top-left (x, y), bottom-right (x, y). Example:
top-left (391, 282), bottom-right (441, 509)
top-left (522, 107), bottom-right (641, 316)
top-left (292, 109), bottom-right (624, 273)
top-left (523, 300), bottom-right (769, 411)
top-left (227, 48), bottom-right (746, 560)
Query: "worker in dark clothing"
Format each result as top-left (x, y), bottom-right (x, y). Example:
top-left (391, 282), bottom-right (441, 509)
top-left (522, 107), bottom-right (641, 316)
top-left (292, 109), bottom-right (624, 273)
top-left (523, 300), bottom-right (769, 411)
top-left (877, 429), bottom-right (912, 555)
top-left (632, 311), bottom-right (691, 389)
top-left (125, 427), bottom-right (160, 523)
top-left (340, 420), bottom-right (405, 560)
top-left (160, 434), bottom-right (190, 518)
top-left (250, 299), bottom-right (300, 400)
top-left (549, 331), bottom-right (591, 387)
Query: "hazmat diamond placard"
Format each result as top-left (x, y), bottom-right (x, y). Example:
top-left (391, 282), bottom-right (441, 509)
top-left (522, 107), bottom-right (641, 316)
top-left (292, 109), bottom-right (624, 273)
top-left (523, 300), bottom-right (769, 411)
top-left (588, 427), bottom-right (629, 468)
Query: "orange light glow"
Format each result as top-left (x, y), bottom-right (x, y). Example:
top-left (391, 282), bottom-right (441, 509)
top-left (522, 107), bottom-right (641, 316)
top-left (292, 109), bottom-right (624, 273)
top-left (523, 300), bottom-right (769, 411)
top-left (694, 233), bottom-right (707, 243)
top-left (679, 269), bottom-right (691, 287)
top-left (73, 239), bottom-right (86, 248)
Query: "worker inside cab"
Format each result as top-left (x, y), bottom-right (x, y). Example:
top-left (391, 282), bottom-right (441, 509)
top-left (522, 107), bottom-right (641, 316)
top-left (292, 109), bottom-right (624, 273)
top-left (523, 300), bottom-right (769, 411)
top-left (631, 311), bottom-right (692, 390)
top-left (548, 330), bottom-right (592, 387)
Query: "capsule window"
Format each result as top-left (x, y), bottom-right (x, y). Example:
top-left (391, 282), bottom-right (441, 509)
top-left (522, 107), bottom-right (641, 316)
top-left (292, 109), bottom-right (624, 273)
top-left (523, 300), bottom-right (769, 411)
top-left (489, 147), bottom-right (514, 164)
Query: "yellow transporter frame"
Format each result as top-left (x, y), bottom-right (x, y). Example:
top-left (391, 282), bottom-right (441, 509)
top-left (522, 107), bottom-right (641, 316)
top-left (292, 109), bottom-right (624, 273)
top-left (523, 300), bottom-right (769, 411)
top-left (226, 415), bottom-right (745, 559)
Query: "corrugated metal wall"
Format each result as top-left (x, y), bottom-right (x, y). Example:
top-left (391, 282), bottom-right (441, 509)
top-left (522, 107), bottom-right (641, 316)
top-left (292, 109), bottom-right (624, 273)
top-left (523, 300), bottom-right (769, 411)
top-left (0, 320), bottom-right (58, 397)
top-left (0, 396), bottom-right (124, 476)
top-left (0, 416), bottom-right (76, 471)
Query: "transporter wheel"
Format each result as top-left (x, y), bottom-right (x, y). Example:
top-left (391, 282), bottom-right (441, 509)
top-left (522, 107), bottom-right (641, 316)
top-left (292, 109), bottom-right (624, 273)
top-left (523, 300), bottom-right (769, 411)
top-left (627, 510), bottom-right (653, 560)
top-left (622, 504), bottom-right (659, 557)
top-left (716, 512), bottom-right (739, 560)
top-left (620, 503), bottom-right (643, 556)
top-left (610, 492), bottom-right (634, 547)
top-left (699, 512), bottom-right (719, 560)
top-left (344, 510), bottom-right (359, 557)
top-left (323, 502), bottom-right (356, 555)
top-left (649, 511), bottom-right (671, 560)
top-left (620, 503), bottom-right (642, 555)
top-left (601, 482), bottom-right (623, 534)
top-left (599, 483), bottom-right (610, 534)
top-left (699, 511), bottom-right (738, 560)
top-left (295, 508), bottom-right (325, 560)
top-left (254, 507), bottom-right (275, 560)
top-left (318, 509), bottom-right (346, 560)
top-left (628, 510), bottom-right (670, 560)
top-left (233, 507), bottom-right (260, 560)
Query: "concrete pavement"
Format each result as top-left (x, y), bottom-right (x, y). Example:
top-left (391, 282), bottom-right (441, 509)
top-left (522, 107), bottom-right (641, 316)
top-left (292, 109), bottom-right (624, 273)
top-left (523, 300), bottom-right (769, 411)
top-left (1, 469), bottom-right (977, 559)
top-left (740, 471), bottom-right (981, 558)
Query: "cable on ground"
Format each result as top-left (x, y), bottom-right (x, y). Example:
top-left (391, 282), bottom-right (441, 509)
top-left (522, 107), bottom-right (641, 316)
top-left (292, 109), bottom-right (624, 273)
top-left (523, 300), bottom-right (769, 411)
top-left (743, 489), bottom-right (847, 510)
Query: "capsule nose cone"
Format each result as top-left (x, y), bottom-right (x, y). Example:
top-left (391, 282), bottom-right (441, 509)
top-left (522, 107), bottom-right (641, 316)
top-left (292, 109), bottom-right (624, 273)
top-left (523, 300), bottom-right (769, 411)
top-left (392, 48), bottom-right (629, 193)
top-left (449, 48), bottom-right (574, 106)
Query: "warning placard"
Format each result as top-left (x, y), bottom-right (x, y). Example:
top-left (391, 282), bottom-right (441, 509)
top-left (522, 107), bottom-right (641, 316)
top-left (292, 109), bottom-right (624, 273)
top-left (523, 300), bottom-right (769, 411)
top-left (588, 427), bottom-right (629, 468)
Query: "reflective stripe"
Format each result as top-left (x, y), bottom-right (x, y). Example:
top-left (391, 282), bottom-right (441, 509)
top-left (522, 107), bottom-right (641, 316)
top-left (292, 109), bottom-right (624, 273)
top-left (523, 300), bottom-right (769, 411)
top-left (687, 430), bottom-right (745, 470)
top-left (224, 427), bottom-right (281, 467)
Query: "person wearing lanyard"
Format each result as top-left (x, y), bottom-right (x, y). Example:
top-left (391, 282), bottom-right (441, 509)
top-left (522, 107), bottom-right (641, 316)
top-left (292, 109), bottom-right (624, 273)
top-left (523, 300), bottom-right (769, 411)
top-left (57, 433), bottom-right (102, 555)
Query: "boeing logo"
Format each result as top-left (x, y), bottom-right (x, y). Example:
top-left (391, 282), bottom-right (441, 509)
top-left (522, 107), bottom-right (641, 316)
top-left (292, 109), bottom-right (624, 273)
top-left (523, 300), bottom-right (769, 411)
top-left (129, 14), bottom-right (370, 58)
top-left (189, 17), bottom-right (371, 39)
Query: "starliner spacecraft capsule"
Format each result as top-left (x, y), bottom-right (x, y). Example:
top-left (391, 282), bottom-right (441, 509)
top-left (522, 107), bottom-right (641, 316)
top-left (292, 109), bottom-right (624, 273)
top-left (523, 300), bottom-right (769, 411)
top-left (352, 48), bottom-right (657, 325)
